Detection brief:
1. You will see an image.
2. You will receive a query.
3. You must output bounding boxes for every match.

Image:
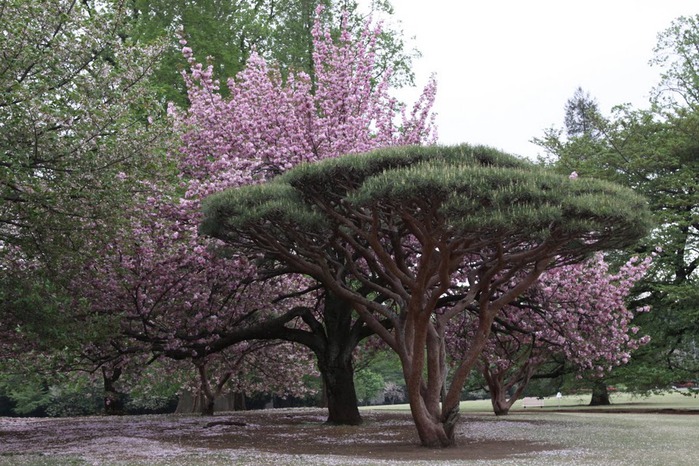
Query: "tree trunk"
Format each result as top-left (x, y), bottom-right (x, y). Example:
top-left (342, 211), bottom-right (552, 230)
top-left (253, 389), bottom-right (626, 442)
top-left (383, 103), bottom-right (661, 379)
top-left (318, 358), bottom-right (362, 425)
top-left (201, 395), bottom-right (215, 416)
top-left (195, 360), bottom-right (232, 416)
top-left (483, 360), bottom-right (538, 416)
top-left (401, 318), bottom-right (458, 448)
top-left (483, 367), bottom-right (512, 416)
top-left (318, 378), bottom-right (328, 408)
top-left (407, 396), bottom-right (455, 447)
top-left (175, 391), bottom-right (198, 413)
top-left (102, 367), bottom-right (125, 415)
top-left (316, 293), bottom-right (363, 425)
top-left (589, 380), bottom-right (611, 406)
top-left (232, 391), bottom-right (246, 411)
top-left (177, 389), bottom-right (234, 414)
top-left (489, 383), bottom-right (512, 416)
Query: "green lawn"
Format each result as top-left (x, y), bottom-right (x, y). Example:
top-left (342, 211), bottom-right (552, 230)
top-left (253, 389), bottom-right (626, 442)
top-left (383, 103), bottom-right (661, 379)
top-left (367, 389), bottom-right (699, 413)
top-left (460, 410), bottom-right (699, 465)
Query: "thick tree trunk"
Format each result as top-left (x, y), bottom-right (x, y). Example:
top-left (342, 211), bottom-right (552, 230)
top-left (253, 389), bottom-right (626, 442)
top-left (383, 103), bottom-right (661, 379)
top-left (233, 391), bottom-right (246, 411)
top-left (407, 396), bottom-right (455, 447)
top-left (176, 390), bottom-right (244, 413)
top-left (401, 317), bottom-right (458, 448)
top-left (483, 368), bottom-right (511, 416)
top-left (490, 387), bottom-right (512, 416)
top-left (483, 361), bottom-right (537, 416)
top-left (102, 367), bottom-right (125, 416)
top-left (402, 295), bottom-right (522, 446)
top-left (318, 378), bottom-right (328, 408)
top-left (316, 293), bottom-right (363, 425)
top-left (175, 391), bottom-right (200, 413)
top-left (318, 357), bottom-right (362, 425)
top-left (195, 360), bottom-right (232, 416)
top-left (589, 380), bottom-right (611, 406)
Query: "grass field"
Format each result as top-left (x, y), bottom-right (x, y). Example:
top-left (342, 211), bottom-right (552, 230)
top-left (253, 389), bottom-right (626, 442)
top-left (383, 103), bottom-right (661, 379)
top-left (1, 391), bottom-right (697, 465)
top-left (365, 389), bottom-right (699, 412)
top-left (429, 389), bottom-right (697, 412)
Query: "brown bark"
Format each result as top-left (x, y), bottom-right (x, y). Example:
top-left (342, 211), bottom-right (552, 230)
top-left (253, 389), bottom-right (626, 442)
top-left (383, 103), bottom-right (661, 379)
top-left (483, 357), bottom-right (539, 416)
top-left (102, 366), bottom-right (125, 416)
top-left (399, 310), bottom-right (471, 447)
top-left (486, 370), bottom-right (512, 416)
top-left (195, 360), bottom-right (233, 416)
top-left (316, 293), bottom-right (364, 425)
top-left (589, 380), bottom-right (611, 406)
top-left (201, 396), bottom-right (215, 416)
top-left (320, 360), bottom-right (362, 425)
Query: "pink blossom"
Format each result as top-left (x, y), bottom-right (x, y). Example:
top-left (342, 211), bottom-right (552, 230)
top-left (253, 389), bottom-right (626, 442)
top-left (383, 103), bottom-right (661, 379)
top-left (447, 253), bottom-right (653, 412)
top-left (70, 8), bottom-right (436, 406)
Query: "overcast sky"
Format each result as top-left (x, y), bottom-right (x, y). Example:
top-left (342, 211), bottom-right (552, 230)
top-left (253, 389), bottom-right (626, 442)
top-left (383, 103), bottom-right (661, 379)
top-left (366, 0), bottom-right (698, 160)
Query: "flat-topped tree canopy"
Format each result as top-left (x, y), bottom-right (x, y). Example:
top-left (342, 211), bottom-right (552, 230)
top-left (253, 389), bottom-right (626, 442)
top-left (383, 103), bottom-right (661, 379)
top-left (201, 143), bottom-right (652, 448)
top-left (202, 144), bottom-right (650, 263)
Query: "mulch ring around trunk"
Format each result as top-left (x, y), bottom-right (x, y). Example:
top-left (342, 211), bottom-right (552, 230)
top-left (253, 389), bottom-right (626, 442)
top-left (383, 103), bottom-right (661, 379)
top-left (173, 409), bottom-right (551, 462)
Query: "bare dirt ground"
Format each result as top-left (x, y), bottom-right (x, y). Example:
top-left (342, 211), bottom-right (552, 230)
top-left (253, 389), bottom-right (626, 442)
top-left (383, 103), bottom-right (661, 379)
top-left (0, 408), bottom-right (550, 464)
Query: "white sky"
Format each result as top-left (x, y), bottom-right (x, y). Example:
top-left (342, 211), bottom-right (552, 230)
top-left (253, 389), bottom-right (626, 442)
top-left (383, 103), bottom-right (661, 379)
top-left (366, 0), bottom-right (698, 160)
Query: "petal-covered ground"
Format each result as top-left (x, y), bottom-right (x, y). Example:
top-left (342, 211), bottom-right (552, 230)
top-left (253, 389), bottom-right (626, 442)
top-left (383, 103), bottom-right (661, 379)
top-left (0, 408), bottom-right (553, 465)
top-left (1, 407), bottom-right (698, 465)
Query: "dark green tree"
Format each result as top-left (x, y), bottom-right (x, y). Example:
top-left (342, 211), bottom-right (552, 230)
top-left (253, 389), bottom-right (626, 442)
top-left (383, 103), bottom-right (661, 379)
top-left (534, 15), bottom-right (699, 392)
top-left (354, 369), bottom-right (384, 405)
top-left (564, 86), bottom-right (602, 138)
top-left (127, 0), bottom-right (416, 106)
top-left (201, 144), bottom-right (650, 447)
top-left (0, 0), bottom-right (171, 410)
top-left (127, 0), bottom-right (278, 105)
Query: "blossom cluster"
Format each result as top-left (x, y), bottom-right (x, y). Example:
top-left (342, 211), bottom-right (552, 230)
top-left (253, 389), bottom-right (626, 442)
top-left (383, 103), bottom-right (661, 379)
top-left (448, 253), bottom-right (653, 391)
top-left (72, 6), bottom-right (437, 404)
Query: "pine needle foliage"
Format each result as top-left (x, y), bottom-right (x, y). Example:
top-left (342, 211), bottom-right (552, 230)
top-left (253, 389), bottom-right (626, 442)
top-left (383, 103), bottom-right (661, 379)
top-left (202, 144), bottom-right (651, 258)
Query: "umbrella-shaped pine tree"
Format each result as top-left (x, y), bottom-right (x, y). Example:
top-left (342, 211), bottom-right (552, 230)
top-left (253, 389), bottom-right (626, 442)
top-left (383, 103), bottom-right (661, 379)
top-left (201, 144), bottom-right (651, 448)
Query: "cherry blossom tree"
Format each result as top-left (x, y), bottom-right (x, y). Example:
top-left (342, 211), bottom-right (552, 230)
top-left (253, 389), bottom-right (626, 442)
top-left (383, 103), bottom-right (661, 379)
top-left (72, 178), bottom-right (317, 414)
top-left (73, 6), bottom-right (436, 421)
top-left (165, 5), bottom-right (434, 422)
top-left (168, 6), bottom-right (436, 199)
top-left (182, 341), bottom-right (317, 416)
top-left (449, 254), bottom-right (653, 415)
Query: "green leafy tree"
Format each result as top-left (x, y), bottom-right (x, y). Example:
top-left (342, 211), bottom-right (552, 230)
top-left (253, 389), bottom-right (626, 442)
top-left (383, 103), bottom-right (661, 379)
top-left (354, 369), bottom-right (384, 405)
top-left (127, 0), bottom-right (416, 105)
top-left (0, 0), bottom-right (171, 406)
top-left (534, 15), bottom-right (699, 391)
top-left (652, 14), bottom-right (699, 109)
top-left (564, 86), bottom-right (602, 138)
top-left (0, 0), bottom-right (169, 255)
top-left (127, 0), bottom-right (276, 105)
